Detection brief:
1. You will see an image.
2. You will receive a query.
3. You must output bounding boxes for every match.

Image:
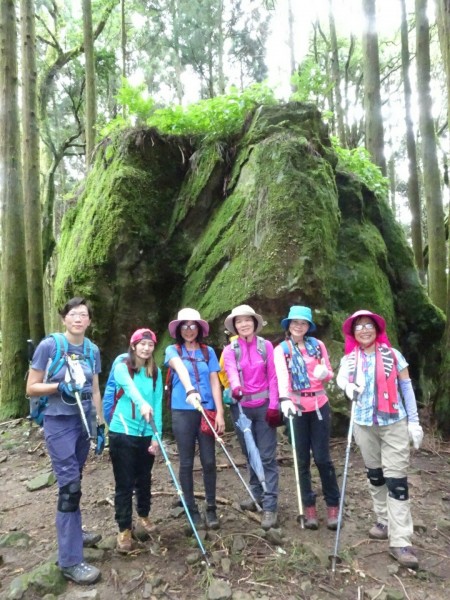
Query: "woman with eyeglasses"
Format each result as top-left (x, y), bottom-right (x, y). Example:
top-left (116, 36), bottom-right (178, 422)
top-left (26, 297), bottom-right (103, 585)
top-left (108, 328), bottom-right (163, 553)
top-left (336, 310), bottom-right (424, 570)
top-left (165, 308), bottom-right (225, 530)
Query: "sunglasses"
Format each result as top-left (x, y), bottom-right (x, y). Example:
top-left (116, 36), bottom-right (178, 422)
top-left (181, 324), bottom-right (198, 331)
top-left (354, 323), bottom-right (375, 331)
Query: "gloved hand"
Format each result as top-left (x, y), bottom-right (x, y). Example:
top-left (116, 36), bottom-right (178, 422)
top-left (95, 424), bottom-right (105, 455)
top-left (313, 364), bottom-right (329, 381)
top-left (186, 391), bottom-right (202, 410)
top-left (345, 382), bottom-right (363, 401)
top-left (58, 380), bottom-right (83, 399)
top-left (265, 407), bottom-right (283, 428)
top-left (408, 421), bottom-right (424, 449)
top-left (232, 386), bottom-right (243, 401)
top-left (280, 398), bottom-right (297, 418)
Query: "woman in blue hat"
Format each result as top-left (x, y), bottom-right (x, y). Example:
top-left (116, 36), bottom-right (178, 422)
top-left (274, 306), bottom-right (340, 530)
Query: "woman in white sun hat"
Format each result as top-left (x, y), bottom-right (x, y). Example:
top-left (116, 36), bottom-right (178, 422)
top-left (222, 304), bottom-right (280, 531)
top-left (165, 308), bottom-right (225, 530)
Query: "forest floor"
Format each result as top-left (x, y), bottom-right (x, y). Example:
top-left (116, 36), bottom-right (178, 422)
top-left (0, 418), bottom-right (450, 600)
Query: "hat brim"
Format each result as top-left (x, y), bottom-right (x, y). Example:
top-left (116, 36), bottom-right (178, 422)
top-left (168, 319), bottom-right (209, 338)
top-left (342, 310), bottom-right (386, 336)
top-left (224, 313), bottom-right (264, 335)
top-left (280, 317), bottom-right (316, 332)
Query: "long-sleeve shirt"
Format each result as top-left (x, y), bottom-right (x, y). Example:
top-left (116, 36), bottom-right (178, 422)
top-left (274, 339), bottom-right (333, 413)
top-left (109, 362), bottom-right (163, 437)
top-left (222, 336), bottom-right (279, 409)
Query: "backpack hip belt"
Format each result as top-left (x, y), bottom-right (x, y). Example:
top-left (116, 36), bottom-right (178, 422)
top-left (241, 390), bottom-right (269, 401)
top-left (298, 390), bottom-right (325, 397)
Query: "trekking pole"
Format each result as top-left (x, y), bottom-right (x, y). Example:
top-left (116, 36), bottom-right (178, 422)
top-left (288, 414), bottom-right (305, 528)
top-left (330, 395), bottom-right (357, 574)
top-left (192, 399), bottom-right (263, 512)
top-left (65, 358), bottom-right (92, 440)
top-left (148, 415), bottom-right (210, 566)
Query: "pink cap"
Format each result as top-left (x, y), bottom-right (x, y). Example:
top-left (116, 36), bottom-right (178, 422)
top-left (342, 310), bottom-right (391, 354)
top-left (130, 328), bottom-right (157, 345)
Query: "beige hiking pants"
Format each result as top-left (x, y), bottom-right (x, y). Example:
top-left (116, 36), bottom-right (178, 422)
top-left (353, 419), bottom-right (414, 547)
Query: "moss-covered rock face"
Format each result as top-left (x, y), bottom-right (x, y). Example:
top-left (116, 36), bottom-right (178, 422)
top-left (53, 103), bottom-right (444, 416)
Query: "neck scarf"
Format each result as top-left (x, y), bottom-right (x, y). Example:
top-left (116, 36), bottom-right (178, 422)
top-left (287, 336), bottom-right (321, 391)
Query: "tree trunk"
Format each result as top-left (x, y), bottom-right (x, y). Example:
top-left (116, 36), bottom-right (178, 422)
top-left (287, 0), bottom-right (296, 79)
top-left (361, 0), bottom-right (387, 175)
top-left (169, 0), bottom-right (184, 103)
top-left (83, 0), bottom-right (97, 169)
top-left (328, 0), bottom-right (346, 146)
top-left (401, 0), bottom-right (425, 281)
top-left (20, 0), bottom-right (45, 343)
top-left (416, 0), bottom-right (447, 310)
top-left (0, 0), bottom-right (30, 419)
top-left (217, 0), bottom-right (225, 95)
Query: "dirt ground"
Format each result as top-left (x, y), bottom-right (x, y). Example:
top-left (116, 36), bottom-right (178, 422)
top-left (0, 418), bottom-right (449, 600)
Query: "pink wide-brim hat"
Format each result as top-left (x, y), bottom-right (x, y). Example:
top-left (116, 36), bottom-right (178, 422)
top-left (168, 308), bottom-right (209, 338)
top-left (342, 309), bottom-right (386, 336)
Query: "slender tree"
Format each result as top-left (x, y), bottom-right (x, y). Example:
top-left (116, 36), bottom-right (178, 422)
top-left (361, 0), bottom-right (387, 175)
top-left (20, 0), bottom-right (45, 342)
top-left (328, 0), bottom-right (346, 146)
top-left (83, 0), bottom-right (97, 168)
top-left (416, 0), bottom-right (447, 310)
top-left (401, 0), bottom-right (425, 280)
top-left (0, 0), bottom-right (30, 419)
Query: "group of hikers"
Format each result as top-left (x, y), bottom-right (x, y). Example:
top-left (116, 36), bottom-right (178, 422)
top-left (25, 296), bottom-right (424, 585)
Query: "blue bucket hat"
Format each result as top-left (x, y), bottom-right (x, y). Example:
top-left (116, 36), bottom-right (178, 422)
top-left (280, 306), bottom-right (316, 332)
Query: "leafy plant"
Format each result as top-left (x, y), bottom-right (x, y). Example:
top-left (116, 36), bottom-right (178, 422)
top-left (331, 137), bottom-right (389, 198)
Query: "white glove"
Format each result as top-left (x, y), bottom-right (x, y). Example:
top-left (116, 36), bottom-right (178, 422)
top-left (345, 382), bottom-right (363, 401)
top-left (280, 399), bottom-right (297, 418)
top-left (313, 364), bottom-right (329, 381)
top-left (408, 421), bottom-right (424, 449)
top-left (186, 392), bottom-right (202, 410)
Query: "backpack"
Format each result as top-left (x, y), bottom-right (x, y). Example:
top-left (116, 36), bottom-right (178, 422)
top-left (164, 343), bottom-right (210, 406)
top-left (28, 333), bottom-right (96, 425)
top-left (103, 353), bottom-right (157, 424)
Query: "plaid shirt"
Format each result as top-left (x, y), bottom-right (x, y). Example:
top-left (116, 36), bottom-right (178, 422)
top-left (338, 348), bottom-right (408, 426)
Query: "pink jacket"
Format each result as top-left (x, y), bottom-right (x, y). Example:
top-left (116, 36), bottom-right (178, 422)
top-left (223, 336), bottom-right (279, 409)
top-left (273, 339), bottom-right (333, 413)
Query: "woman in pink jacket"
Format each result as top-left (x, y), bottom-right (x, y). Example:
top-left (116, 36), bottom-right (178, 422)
top-left (223, 305), bottom-right (280, 531)
top-left (274, 306), bottom-right (340, 530)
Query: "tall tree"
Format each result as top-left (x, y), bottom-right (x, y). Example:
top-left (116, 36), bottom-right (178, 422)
top-left (401, 0), bottom-right (425, 280)
top-left (416, 0), bottom-right (447, 310)
top-left (0, 0), bottom-right (30, 419)
top-left (361, 0), bottom-right (387, 175)
top-left (20, 0), bottom-right (45, 342)
top-left (83, 0), bottom-right (97, 168)
top-left (328, 0), bottom-right (346, 147)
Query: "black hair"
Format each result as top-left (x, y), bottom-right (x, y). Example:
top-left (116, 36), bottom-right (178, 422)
top-left (59, 296), bottom-right (92, 319)
top-left (175, 322), bottom-right (204, 346)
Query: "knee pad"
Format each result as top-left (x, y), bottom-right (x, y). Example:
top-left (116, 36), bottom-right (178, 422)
top-left (58, 480), bottom-right (82, 512)
top-left (366, 467), bottom-right (385, 487)
top-left (385, 477), bottom-right (409, 501)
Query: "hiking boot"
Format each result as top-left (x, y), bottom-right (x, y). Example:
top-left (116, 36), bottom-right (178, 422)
top-left (389, 546), bottom-right (419, 569)
top-left (135, 516), bottom-right (156, 535)
top-left (261, 510), bottom-right (278, 530)
top-left (205, 505), bottom-right (220, 530)
top-left (82, 531), bottom-right (102, 547)
top-left (369, 522), bottom-right (389, 540)
top-left (240, 498), bottom-right (262, 512)
top-left (189, 507), bottom-right (204, 528)
top-left (61, 562), bottom-right (101, 585)
top-left (117, 529), bottom-right (133, 553)
top-left (327, 506), bottom-right (339, 531)
top-left (304, 505), bottom-right (318, 530)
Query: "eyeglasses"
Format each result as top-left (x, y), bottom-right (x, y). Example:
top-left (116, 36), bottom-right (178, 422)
top-left (354, 323), bottom-right (375, 331)
top-left (67, 311), bottom-right (90, 319)
top-left (181, 324), bottom-right (198, 331)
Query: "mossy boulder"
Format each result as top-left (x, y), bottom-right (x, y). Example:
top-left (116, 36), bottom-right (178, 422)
top-left (52, 103), bottom-right (446, 425)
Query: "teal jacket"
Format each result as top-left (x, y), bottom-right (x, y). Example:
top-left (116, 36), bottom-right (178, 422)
top-left (109, 361), bottom-right (163, 437)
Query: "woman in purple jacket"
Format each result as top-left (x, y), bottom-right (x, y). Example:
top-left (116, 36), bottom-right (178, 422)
top-left (222, 305), bottom-right (280, 530)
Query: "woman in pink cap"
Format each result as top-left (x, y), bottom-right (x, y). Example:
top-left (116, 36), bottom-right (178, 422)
top-left (108, 328), bottom-right (163, 553)
top-left (336, 310), bottom-right (423, 569)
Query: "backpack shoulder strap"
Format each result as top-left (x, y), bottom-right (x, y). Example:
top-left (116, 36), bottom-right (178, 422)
top-left (306, 336), bottom-right (322, 360)
top-left (200, 343), bottom-right (210, 363)
top-left (256, 336), bottom-right (267, 362)
top-left (82, 337), bottom-right (96, 371)
top-left (231, 338), bottom-right (244, 386)
top-left (46, 333), bottom-right (68, 379)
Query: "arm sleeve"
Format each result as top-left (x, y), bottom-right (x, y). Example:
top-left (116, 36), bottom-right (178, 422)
top-left (399, 378), bottom-right (419, 423)
top-left (274, 344), bottom-right (290, 398)
top-left (114, 362), bottom-right (149, 410)
top-left (265, 341), bottom-right (279, 410)
top-left (319, 340), bottom-right (334, 381)
top-left (336, 356), bottom-right (350, 391)
top-left (223, 344), bottom-right (241, 391)
top-left (152, 368), bottom-right (164, 435)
